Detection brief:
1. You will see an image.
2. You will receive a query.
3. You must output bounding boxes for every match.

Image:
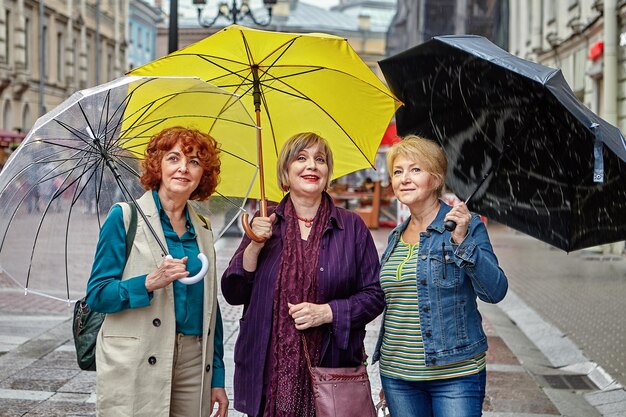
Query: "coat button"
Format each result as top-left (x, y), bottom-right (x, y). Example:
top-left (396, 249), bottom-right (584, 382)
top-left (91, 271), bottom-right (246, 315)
top-left (206, 364), bottom-right (211, 372)
top-left (425, 231), bottom-right (430, 237)
top-left (152, 318), bottom-right (161, 327)
top-left (424, 331), bottom-right (432, 337)
top-left (320, 267), bottom-right (324, 272)
top-left (423, 305), bottom-right (430, 312)
top-left (431, 358), bottom-right (437, 365)
top-left (148, 356), bottom-right (157, 365)
top-left (421, 255), bottom-right (427, 260)
top-left (421, 279), bottom-right (427, 285)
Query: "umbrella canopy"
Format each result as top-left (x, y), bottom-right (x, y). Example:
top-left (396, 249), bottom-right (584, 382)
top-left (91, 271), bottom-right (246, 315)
top-left (0, 76), bottom-right (256, 302)
top-left (130, 24), bottom-right (401, 204)
top-left (379, 35), bottom-right (626, 252)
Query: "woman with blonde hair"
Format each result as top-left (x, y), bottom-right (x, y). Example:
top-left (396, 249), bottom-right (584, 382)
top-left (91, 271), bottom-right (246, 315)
top-left (374, 135), bottom-right (508, 417)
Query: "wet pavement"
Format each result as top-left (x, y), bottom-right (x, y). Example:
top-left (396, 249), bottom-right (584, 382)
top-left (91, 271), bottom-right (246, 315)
top-left (0, 223), bottom-right (625, 416)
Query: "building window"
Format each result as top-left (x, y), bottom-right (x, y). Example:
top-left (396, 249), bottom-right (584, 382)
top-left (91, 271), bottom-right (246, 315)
top-left (87, 33), bottom-right (95, 85)
top-left (24, 17), bottom-right (30, 70)
top-left (138, 27), bottom-right (142, 48)
top-left (22, 104), bottom-right (31, 132)
top-left (43, 23), bottom-right (49, 78)
top-left (57, 31), bottom-right (63, 82)
top-left (5, 10), bottom-right (10, 65)
top-left (526, 2), bottom-right (532, 45)
top-left (107, 50), bottom-right (113, 80)
top-left (73, 37), bottom-right (79, 85)
top-left (3, 100), bottom-right (11, 131)
top-left (546, 0), bottom-right (556, 24)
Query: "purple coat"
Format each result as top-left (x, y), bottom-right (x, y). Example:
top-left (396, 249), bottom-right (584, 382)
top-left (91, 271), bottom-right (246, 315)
top-left (221, 193), bottom-right (384, 415)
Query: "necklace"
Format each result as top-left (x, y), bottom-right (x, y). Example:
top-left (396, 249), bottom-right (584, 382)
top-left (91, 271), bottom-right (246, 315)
top-left (295, 214), bottom-right (315, 228)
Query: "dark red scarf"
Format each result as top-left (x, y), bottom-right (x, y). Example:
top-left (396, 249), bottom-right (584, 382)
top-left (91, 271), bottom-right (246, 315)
top-left (263, 195), bottom-right (331, 417)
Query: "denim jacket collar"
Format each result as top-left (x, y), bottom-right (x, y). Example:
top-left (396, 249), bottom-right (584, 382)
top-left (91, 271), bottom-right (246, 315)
top-left (389, 201), bottom-right (452, 237)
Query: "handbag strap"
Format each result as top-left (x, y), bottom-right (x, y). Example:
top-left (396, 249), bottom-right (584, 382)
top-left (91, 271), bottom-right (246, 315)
top-left (301, 334), bottom-right (315, 372)
top-left (300, 333), bottom-right (368, 370)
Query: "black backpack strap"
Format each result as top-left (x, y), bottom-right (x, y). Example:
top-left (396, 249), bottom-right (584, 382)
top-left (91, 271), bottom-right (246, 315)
top-left (125, 202), bottom-right (138, 262)
top-left (195, 212), bottom-right (211, 230)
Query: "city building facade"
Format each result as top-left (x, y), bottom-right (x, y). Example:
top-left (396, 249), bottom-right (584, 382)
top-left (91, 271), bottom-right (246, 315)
top-left (128, 0), bottom-right (162, 71)
top-left (0, 0), bottom-right (128, 134)
top-left (385, 0), bottom-right (509, 56)
top-left (509, 0), bottom-right (625, 254)
top-left (508, 1), bottom-right (624, 129)
top-left (156, 0), bottom-right (395, 80)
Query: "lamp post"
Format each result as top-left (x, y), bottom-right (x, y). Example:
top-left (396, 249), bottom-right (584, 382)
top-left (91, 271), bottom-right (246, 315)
top-left (168, 0), bottom-right (179, 53)
top-left (193, 0), bottom-right (276, 28)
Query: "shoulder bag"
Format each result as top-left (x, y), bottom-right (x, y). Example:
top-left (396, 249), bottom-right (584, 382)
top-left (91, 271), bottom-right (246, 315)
top-left (302, 334), bottom-right (376, 417)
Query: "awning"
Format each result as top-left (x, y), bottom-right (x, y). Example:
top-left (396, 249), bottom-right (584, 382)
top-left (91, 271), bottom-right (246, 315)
top-left (0, 130), bottom-right (25, 146)
top-left (380, 122), bottom-right (401, 146)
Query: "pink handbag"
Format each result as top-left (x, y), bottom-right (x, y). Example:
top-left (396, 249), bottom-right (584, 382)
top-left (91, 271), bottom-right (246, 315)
top-left (302, 335), bottom-right (376, 417)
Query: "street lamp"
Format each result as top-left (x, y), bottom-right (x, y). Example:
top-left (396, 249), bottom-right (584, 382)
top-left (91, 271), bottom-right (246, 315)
top-left (193, 0), bottom-right (276, 28)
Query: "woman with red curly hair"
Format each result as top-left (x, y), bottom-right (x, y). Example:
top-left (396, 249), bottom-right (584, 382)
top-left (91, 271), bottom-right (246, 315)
top-left (86, 126), bottom-right (228, 417)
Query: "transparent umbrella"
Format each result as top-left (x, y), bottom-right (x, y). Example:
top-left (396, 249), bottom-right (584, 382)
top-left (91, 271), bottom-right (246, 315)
top-left (0, 76), bottom-right (257, 302)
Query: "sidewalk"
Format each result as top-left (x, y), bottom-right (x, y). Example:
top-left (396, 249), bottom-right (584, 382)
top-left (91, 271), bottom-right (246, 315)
top-left (0, 227), bottom-right (624, 416)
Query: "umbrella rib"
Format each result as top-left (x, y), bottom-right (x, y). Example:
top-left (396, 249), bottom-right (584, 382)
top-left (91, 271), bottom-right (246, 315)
top-left (61, 165), bottom-right (97, 301)
top-left (93, 158), bottom-right (108, 230)
top-left (260, 75), bottom-right (375, 168)
top-left (98, 89), bottom-right (113, 148)
top-left (217, 147), bottom-right (258, 167)
top-left (112, 154), bottom-right (142, 178)
top-left (0, 144), bottom-right (84, 196)
top-left (102, 97), bottom-right (131, 153)
top-left (37, 139), bottom-right (102, 157)
top-left (23, 161), bottom-right (94, 292)
top-left (0, 146), bottom-right (101, 254)
top-left (77, 101), bottom-right (104, 150)
top-left (0, 154), bottom-right (84, 252)
top-left (53, 119), bottom-right (102, 153)
top-left (113, 85), bottom-right (164, 148)
top-left (198, 56), bottom-right (254, 89)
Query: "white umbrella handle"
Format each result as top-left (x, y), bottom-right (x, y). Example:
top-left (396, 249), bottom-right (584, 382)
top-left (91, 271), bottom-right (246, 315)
top-left (164, 253), bottom-right (208, 285)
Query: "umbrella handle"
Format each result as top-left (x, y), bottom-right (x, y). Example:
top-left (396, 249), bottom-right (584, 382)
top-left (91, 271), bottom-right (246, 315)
top-left (166, 253), bottom-right (208, 285)
top-left (241, 213), bottom-right (267, 243)
top-left (241, 199), bottom-right (268, 243)
top-left (444, 220), bottom-right (457, 231)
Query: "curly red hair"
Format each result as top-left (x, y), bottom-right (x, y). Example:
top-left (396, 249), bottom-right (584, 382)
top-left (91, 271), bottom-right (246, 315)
top-left (140, 126), bottom-right (221, 201)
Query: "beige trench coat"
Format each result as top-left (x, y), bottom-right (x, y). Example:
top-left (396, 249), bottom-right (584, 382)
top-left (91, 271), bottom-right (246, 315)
top-left (95, 192), bottom-right (218, 417)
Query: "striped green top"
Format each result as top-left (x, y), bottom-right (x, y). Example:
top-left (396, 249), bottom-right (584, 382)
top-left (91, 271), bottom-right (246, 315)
top-left (379, 237), bottom-right (486, 381)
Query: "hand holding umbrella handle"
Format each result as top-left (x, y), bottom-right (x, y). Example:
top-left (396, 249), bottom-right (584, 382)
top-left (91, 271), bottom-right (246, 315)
top-left (241, 213), bottom-right (267, 243)
top-left (443, 166), bottom-right (493, 233)
top-left (241, 198), bottom-right (269, 243)
top-left (165, 253), bottom-right (209, 285)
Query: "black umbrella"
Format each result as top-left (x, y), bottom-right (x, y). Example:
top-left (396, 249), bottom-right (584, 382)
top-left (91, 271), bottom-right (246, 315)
top-left (379, 35), bottom-right (626, 252)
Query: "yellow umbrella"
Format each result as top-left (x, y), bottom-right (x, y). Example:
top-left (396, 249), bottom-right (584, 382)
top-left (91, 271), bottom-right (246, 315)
top-left (131, 24), bottom-right (401, 241)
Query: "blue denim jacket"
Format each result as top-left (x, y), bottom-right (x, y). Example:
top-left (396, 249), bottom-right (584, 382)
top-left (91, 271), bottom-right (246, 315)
top-left (373, 203), bottom-right (508, 367)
